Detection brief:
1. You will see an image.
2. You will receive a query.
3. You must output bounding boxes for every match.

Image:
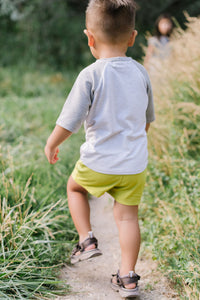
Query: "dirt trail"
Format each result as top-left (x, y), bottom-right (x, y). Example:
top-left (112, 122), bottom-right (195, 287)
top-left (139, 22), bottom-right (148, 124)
top-left (58, 195), bottom-right (178, 300)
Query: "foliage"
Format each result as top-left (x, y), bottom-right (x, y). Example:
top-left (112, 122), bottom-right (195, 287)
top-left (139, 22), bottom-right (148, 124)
top-left (0, 0), bottom-right (90, 69)
top-left (1, 0), bottom-right (200, 68)
top-left (0, 66), bottom-right (84, 298)
top-left (141, 16), bottom-right (200, 299)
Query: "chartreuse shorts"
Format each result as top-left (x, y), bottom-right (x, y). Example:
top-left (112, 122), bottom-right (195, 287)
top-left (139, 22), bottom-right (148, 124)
top-left (71, 160), bottom-right (147, 206)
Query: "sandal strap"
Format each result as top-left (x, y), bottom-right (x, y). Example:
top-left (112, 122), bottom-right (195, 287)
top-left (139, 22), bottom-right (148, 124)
top-left (112, 270), bottom-right (140, 287)
top-left (80, 236), bottom-right (98, 252)
top-left (71, 243), bottom-right (81, 256)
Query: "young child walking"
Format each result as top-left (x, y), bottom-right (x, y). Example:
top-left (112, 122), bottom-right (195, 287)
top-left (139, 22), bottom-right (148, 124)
top-left (45, 0), bottom-right (155, 298)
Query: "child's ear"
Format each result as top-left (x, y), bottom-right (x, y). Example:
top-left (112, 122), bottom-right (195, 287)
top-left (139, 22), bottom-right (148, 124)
top-left (128, 30), bottom-right (138, 47)
top-left (84, 29), bottom-right (95, 47)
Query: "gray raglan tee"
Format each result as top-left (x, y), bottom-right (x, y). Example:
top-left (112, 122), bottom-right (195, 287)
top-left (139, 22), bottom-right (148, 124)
top-left (56, 57), bottom-right (155, 175)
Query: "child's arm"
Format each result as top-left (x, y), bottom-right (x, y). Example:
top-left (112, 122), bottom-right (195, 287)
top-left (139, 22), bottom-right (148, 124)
top-left (45, 125), bottom-right (72, 164)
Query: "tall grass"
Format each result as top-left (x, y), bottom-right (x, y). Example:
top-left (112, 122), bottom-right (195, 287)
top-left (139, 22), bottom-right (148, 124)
top-left (1, 17), bottom-right (200, 299)
top-left (0, 67), bottom-right (84, 298)
top-left (141, 16), bottom-right (200, 300)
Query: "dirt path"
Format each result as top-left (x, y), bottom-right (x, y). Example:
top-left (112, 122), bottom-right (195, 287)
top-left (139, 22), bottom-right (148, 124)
top-left (58, 195), bottom-right (178, 300)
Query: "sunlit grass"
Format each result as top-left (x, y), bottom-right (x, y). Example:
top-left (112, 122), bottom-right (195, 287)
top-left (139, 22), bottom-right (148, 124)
top-left (141, 16), bottom-right (200, 300)
top-left (0, 66), bottom-right (84, 298)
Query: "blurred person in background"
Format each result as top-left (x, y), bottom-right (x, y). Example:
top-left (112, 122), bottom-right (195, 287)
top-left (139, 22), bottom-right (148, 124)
top-left (144, 14), bottom-right (174, 72)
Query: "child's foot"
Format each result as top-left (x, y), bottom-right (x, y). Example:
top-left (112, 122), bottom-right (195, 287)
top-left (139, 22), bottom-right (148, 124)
top-left (70, 232), bottom-right (102, 264)
top-left (111, 270), bottom-right (140, 298)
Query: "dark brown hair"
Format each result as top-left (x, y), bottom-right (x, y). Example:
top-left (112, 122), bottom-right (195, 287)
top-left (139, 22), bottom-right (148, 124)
top-left (154, 14), bottom-right (174, 39)
top-left (86, 0), bottom-right (136, 43)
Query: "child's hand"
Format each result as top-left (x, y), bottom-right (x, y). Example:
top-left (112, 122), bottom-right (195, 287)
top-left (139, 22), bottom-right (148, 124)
top-left (44, 145), bottom-right (59, 164)
top-left (44, 125), bottom-right (72, 164)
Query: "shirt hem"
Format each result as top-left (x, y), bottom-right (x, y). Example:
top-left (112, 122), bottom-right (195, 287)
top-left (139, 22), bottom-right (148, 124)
top-left (80, 159), bottom-right (147, 175)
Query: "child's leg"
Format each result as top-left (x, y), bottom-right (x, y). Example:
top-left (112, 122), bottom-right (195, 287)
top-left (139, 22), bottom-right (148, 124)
top-left (67, 175), bottom-right (95, 250)
top-left (113, 201), bottom-right (140, 289)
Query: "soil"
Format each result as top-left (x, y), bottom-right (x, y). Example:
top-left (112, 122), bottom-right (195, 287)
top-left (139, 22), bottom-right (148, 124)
top-left (57, 194), bottom-right (179, 300)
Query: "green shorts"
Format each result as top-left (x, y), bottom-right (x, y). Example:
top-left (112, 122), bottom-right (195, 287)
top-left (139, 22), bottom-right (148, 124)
top-left (71, 160), bottom-right (147, 206)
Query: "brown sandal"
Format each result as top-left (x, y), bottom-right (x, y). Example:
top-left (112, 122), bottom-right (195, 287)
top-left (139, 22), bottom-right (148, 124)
top-left (70, 235), bottom-right (102, 264)
top-left (111, 270), bottom-right (140, 298)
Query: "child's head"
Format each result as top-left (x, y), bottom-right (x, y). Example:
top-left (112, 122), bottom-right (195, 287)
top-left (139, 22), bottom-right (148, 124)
top-left (154, 14), bottom-right (174, 38)
top-left (85, 0), bottom-right (137, 45)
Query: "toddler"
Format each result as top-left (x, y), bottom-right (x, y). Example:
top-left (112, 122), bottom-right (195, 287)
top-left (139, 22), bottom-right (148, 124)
top-left (45, 0), bottom-right (155, 298)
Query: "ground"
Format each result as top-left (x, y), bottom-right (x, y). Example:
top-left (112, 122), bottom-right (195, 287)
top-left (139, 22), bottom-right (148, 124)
top-left (58, 195), bottom-right (179, 300)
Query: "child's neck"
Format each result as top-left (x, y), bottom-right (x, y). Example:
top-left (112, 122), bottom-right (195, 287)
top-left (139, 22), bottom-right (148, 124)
top-left (97, 44), bottom-right (127, 59)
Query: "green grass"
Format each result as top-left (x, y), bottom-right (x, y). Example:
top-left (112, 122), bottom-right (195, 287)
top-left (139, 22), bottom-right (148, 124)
top-left (0, 66), bottom-right (84, 299)
top-left (141, 156), bottom-right (200, 299)
top-left (140, 17), bottom-right (200, 299)
top-left (1, 34), bottom-right (200, 299)
top-left (140, 85), bottom-right (200, 299)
